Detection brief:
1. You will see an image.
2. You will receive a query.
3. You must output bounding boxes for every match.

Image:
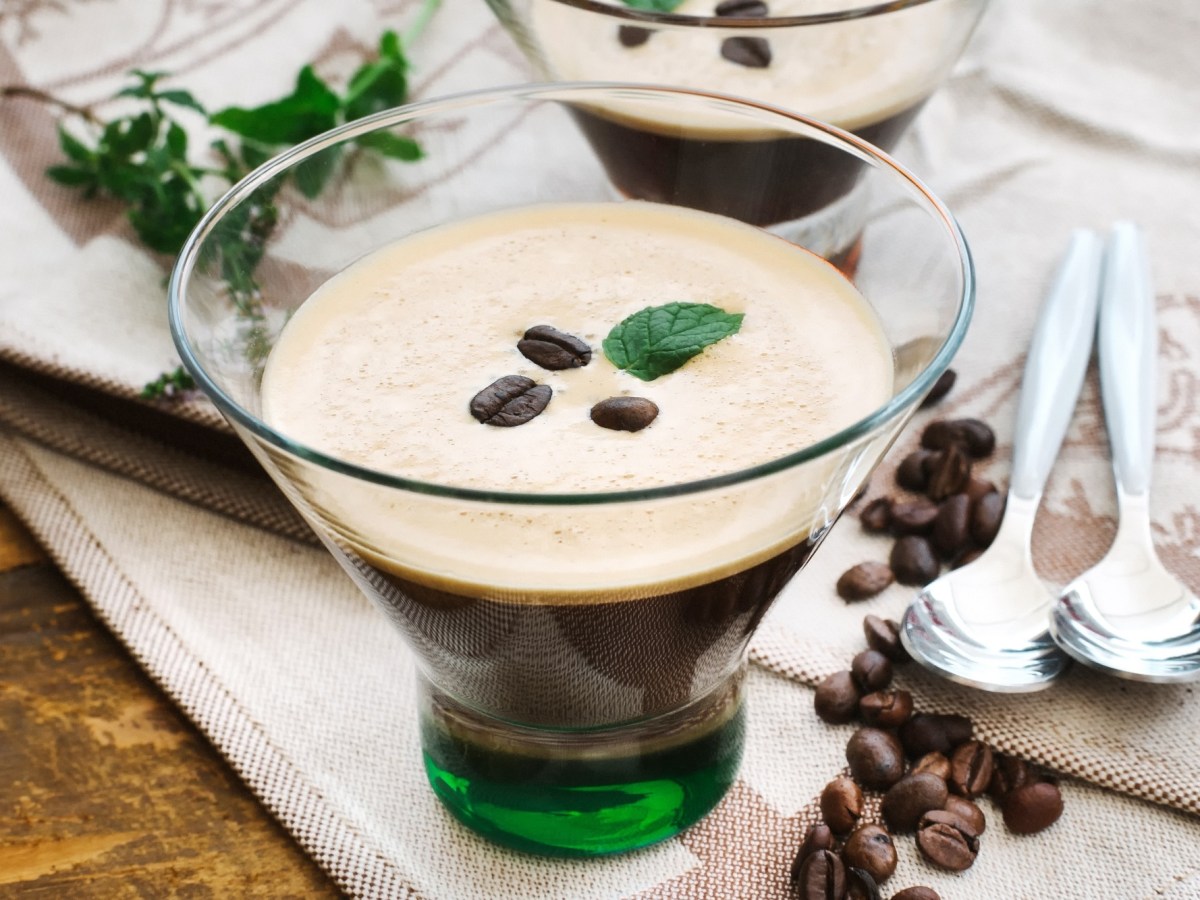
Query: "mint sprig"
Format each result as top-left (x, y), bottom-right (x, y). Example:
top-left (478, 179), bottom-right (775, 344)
top-left (603, 302), bottom-right (744, 381)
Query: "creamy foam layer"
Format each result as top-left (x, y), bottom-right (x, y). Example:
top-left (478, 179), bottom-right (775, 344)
top-left (260, 202), bottom-right (893, 596)
top-left (530, 0), bottom-right (962, 135)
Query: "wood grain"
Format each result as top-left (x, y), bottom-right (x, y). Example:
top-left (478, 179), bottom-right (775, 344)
top-left (0, 504), bottom-right (342, 898)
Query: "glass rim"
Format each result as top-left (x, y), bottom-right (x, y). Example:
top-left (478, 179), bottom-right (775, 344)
top-left (168, 81), bottom-right (975, 506)
top-left (529, 0), bottom-right (947, 28)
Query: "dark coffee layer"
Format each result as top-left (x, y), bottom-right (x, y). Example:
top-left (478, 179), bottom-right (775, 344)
top-left (571, 100), bottom-right (925, 226)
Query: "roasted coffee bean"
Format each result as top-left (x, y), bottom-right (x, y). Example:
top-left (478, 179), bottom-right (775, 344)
top-left (970, 491), bottom-right (1005, 547)
top-left (909, 751), bottom-right (951, 781)
top-left (846, 867), bottom-right (883, 900)
top-left (720, 35), bottom-right (772, 67)
top-left (860, 497), bottom-right (893, 533)
top-left (949, 740), bottom-right (994, 798)
top-left (842, 825), bottom-right (896, 882)
top-left (846, 727), bottom-right (906, 791)
top-left (814, 670), bottom-right (861, 724)
top-left (863, 615), bottom-right (909, 663)
top-left (837, 562), bottom-right (895, 601)
top-left (795, 848), bottom-right (845, 900)
top-left (919, 368), bottom-right (957, 408)
top-left (889, 498), bottom-right (939, 535)
top-left (964, 476), bottom-right (998, 502)
top-left (1002, 781), bottom-right (1063, 834)
top-left (882, 773), bottom-right (949, 833)
top-left (916, 812), bottom-right (979, 871)
top-left (987, 754), bottom-right (1037, 800)
top-left (895, 450), bottom-right (935, 492)
top-left (943, 795), bottom-right (987, 835)
top-left (921, 418), bottom-right (995, 458)
top-left (617, 24), bottom-right (652, 47)
top-left (715, 0), bottom-right (768, 14)
top-left (925, 444), bottom-right (971, 501)
top-left (931, 493), bottom-right (971, 559)
top-left (889, 536), bottom-right (939, 586)
top-left (920, 808), bottom-right (981, 838)
top-left (859, 689), bottom-right (913, 729)
top-left (518, 324), bottom-right (592, 369)
top-left (900, 713), bottom-right (973, 758)
top-left (820, 775), bottom-right (864, 834)
top-left (590, 396), bottom-right (659, 432)
top-left (890, 889), bottom-right (941, 900)
top-left (469, 375), bottom-right (552, 426)
top-left (952, 547), bottom-right (983, 569)
top-left (851, 649), bottom-right (893, 692)
top-left (791, 823), bottom-right (837, 880)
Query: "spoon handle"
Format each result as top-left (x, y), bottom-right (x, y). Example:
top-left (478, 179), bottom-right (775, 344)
top-left (1099, 222), bottom-right (1157, 497)
top-left (1009, 230), bottom-right (1103, 502)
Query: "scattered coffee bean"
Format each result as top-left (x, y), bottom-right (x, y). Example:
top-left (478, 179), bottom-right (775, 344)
top-left (964, 476), bottom-right (998, 502)
top-left (1002, 781), bottom-right (1063, 834)
top-left (909, 751), bottom-right (951, 781)
top-left (920, 368), bottom-right (957, 408)
top-left (590, 396), bottom-right (659, 432)
top-left (842, 825), bottom-right (897, 883)
top-left (943, 795), bottom-right (987, 835)
top-left (859, 689), bottom-right (913, 729)
top-left (931, 493), bottom-right (971, 559)
top-left (791, 823), bottom-right (836, 880)
top-left (882, 773), bottom-right (949, 833)
top-left (970, 490), bottom-right (1005, 547)
top-left (720, 35), bottom-right (772, 67)
top-left (814, 670), bottom-right (860, 724)
top-left (920, 808), bottom-right (981, 839)
top-left (795, 848), bottom-right (845, 900)
top-left (860, 497), bottom-right (893, 533)
top-left (922, 418), bottom-right (995, 458)
top-left (889, 498), bottom-right (939, 535)
top-left (517, 324), bottom-right (592, 370)
top-left (837, 561), bottom-right (895, 601)
top-left (820, 775), bottom-right (864, 834)
top-left (899, 713), bottom-right (973, 759)
top-left (987, 754), bottom-right (1037, 801)
top-left (889, 536), bottom-right (939, 586)
top-left (952, 547), bottom-right (983, 569)
top-left (617, 24), bottom-right (651, 47)
top-left (469, 375), bottom-right (552, 426)
top-left (949, 739), bottom-right (994, 798)
top-left (895, 450), bottom-right (935, 492)
top-left (846, 867), bottom-right (883, 900)
top-left (925, 443), bottom-right (972, 501)
top-left (890, 889), bottom-right (941, 900)
top-left (715, 0), bottom-right (768, 14)
top-left (916, 811), bottom-right (979, 871)
top-left (846, 727), bottom-right (906, 791)
top-left (863, 615), bottom-right (909, 662)
top-left (851, 649), bottom-right (893, 692)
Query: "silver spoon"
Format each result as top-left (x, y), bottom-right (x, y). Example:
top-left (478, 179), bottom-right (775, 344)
top-left (901, 230), bottom-right (1103, 691)
top-left (1050, 222), bottom-right (1200, 682)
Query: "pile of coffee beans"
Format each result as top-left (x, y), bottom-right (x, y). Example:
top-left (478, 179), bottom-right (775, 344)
top-left (795, 615), bottom-right (1065, 899)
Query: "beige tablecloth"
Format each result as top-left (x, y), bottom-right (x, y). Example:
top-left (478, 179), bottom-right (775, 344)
top-left (2, 1), bottom-right (1200, 897)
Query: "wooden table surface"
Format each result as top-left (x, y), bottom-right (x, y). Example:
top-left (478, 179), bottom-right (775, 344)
top-left (0, 502), bottom-right (343, 898)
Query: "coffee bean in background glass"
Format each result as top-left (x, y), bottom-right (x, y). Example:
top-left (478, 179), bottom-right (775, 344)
top-left (895, 450), bottom-right (935, 492)
top-left (890, 889), bottom-right (941, 900)
top-left (1002, 781), bottom-right (1064, 834)
top-left (859, 689), bottom-right (913, 729)
top-left (949, 739), bottom-right (995, 798)
top-left (795, 848), bottom-right (845, 900)
top-left (590, 396), bottom-right (659, 432)
top-left (842, 824), bottom-right (897, 884)
top-left (617, 25), bottom-right (651, 47)
top-left (851, 649), bottom-right (893, 692)
top-left (720, 35), bottom-right (772, 67)
top-left (814, 670), bottom-right (861, 724)
top-left (919, 368), bottom-right (957, 408)
top-left (714, 0), bottom-right (768, 14)
top-left (846, 727), bottom-right (906, 791)
top-left (846, 867), bottom-right (883, 900)
top-left (863, 615), bottom-right (909, 662)
top-left (861, 497), bottom-right (893, 533)
top-left (889, 536), bottom-right (939, 586)
top-left (909, 751), bottom-right (952, 781)
top-left (889, 498), bottom-right (939, 536)
top-left (791, 823), bottom-right (837, 881)
top-left (819, 775), bottom-right (864, 834)
top-left (517, 324), bottom-right (592, 369)
top-left (925, 443), bottom-right (972, 501)
top-left (943, 795), bottom-right (987, 835)
top-left (837, 561), bottom-right (895, 601)
top-left (900, 713), bottom-right (973, 759)
top-left (882, 772), bottom-right (950, 832)
top-left (970, 490), bottom-right (1006, 547)
top-left (931, 493), bottom-right (971, 559)
top-left (916, 810), bottom-right (979, 871)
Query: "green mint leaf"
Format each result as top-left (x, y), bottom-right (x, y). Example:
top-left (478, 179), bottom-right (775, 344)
top-left (603, 302), bottom-right (744, 381)
top-left (56, 125), bottom-right (95, 164)
top-left (155, 89), bottom-right (206, 116)
top-left (46, 164), bottom-right (96, 189)
top-left (342, 30), bottom-right (410, 122)
top-left (619, 0), bottom-right (686, 12)
top-left (354, 130), bottom-right (422, 161)
top-left (293, 147), bottom-right (341, 199)
top-left (210, 65), bottom-right (340, 145)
